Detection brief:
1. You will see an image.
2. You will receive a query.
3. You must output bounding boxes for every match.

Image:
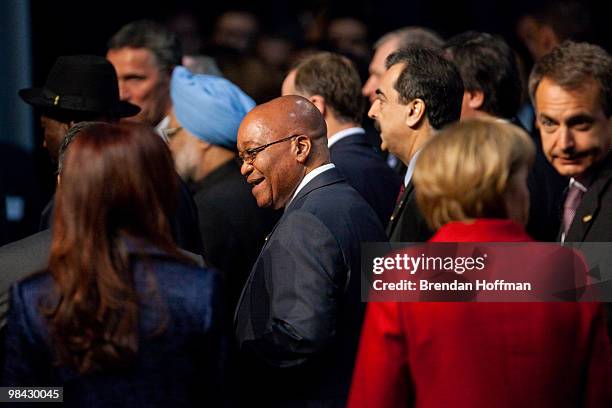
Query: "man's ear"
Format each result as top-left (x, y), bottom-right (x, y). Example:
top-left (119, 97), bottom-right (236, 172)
top-left (57, 121), bottom-right (72, 140)
top-left (294, 135), bottom-right (312, 164)
top-left (309, 95), bottom-right (326, 117)
top-left (405, 99), bottom-right (426, 128)
top-left (466, 90), bottom-right (485, 110)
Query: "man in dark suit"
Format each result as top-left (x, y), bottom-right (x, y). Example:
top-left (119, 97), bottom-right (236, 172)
top-left (368, 47), bottom-right (464, 242)
top-left (530, 41), bottom-right (611, 243)
top-left (234, 95), bottom-right (387, 407)
top-left (18, 55), bottom-right (203, 255)
top-left (363, 27), bottom-right (445, 173)
top-left (281, 51), bottom-right (401, 224)
top-left (443, 31), bottom-right (568, 241)
top-left (530, 41), bottom-right (612, 338)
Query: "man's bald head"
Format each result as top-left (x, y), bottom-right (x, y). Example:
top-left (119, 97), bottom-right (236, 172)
top-left (242, 95), bottom-right (327, 143)
top-left (237, 96), bottom-right (331, 209)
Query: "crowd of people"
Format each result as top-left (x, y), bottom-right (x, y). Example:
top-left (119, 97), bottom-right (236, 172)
top-left (0, 3), bottom-right (611, 407)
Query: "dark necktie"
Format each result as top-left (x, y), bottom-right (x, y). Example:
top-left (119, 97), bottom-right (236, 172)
top-left (396, 183), bottom-right (406, 205)
top-left (562, 183), bottom-right (584, 236)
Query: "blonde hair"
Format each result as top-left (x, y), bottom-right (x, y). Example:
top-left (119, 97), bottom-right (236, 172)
top-left (413, 119), bottom-right (535, 230)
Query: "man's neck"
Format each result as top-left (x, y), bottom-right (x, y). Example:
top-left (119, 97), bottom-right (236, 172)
top-left (303, 157), bottom-right (331, 177)
top-left (326, 118), bottom-right (359, 140)
top-left (155, 101), bottom-right (174, 129)
top-left (397, 124), bottom-right (435, 165)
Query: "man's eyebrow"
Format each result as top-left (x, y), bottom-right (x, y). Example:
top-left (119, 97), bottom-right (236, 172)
top-left (123, 74), bottom-right (147, 80)
top-left (567, 114), bottom-right (595, 126)
top-left (241, 142), bottom-right (257, 151)
top-left (538, 113), bottom-right (558, 123)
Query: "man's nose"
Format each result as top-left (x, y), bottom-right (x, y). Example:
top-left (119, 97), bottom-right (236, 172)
top-left (368, 100), bottom-right (379, 119)
top-left (558, 126), bottom-right (575, 152)
top-left (240, 161), bottom-right (253, 176)
top-left (362, 76), bottom-right (376, 99)
top-left (118, 81), bottom-right (130, 101)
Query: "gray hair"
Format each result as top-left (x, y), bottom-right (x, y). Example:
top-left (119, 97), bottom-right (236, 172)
top-left (107, 20), bottom-right (182, 73)
top-left (374, 26), bottom-right (444, 50)
top-left (529, 41), bottom-right (612, 117)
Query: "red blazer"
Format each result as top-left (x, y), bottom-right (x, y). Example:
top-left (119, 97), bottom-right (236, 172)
top-left (348, 219), bottom-right (610, 408)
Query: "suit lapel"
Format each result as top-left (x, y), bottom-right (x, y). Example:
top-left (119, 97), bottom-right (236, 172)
top-left (234, 167), bottom-right (345, 326)
top-left (568, 155), bottom-right (612, 241)
top-left (284, 167), bottom-right (345, 212)
top-left (566, 159), bottom-right (612, 242)
top-left (233, 215), bottom-right (284, 326)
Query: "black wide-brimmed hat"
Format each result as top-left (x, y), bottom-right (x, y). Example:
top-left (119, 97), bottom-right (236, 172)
top-left (19, 55), bottom-right (140, 118)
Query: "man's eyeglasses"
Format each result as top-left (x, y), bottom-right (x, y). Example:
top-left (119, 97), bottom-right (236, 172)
top-left (238, 135), bottom-right (297, 166)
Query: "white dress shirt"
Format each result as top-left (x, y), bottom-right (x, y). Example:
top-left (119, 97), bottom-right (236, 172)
top-left (286, 163), bottom-right (336, 208)
top-left (404, 149), bottom-right (422, 187)
top-left (327, 127), bottom-right (365, 148)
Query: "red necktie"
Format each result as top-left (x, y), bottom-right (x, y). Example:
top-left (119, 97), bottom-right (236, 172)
top-left (396, 183), bottom-right (406, 205)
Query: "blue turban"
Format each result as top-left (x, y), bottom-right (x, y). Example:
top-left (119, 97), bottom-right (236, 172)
top-left (171, 66), bottom-right (255, 150)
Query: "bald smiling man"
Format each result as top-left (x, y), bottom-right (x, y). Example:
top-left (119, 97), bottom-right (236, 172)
top-left (234, 96), bottom-right (387, 407)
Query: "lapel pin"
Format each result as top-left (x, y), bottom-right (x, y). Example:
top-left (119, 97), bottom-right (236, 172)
top-left (582, 214), bottom-right (592, 223)
top-left (53, 95), bottom-right (60, 105)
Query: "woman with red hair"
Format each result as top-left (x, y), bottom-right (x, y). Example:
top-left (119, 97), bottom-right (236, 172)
top-left (3, 123), bottom-right (222, 407)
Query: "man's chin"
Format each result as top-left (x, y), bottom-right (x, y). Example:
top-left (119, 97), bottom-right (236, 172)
top-left (253, 192), bottom-right (273, 209)
top-left (120, 116), bottom-right (143, 125)
top-left (553, 162), bottom-right (588, 178)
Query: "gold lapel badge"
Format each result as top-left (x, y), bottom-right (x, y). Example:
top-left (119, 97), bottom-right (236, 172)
top-left (53, 95), bottom-right (60, 106)
top-left (582, 214), bottom-right (592, 223)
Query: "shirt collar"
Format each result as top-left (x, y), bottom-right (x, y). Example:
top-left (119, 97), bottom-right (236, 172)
top-left (404, 149), bottom-right (422, 186)
top-left (155, 115), bottom-right (171, 142)
top-left (327, 127), bottom-right (364, 148)
top-left (569, 177), bottom-right (588, 193)
top-left (286, 163), bottom-right (336, 209)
